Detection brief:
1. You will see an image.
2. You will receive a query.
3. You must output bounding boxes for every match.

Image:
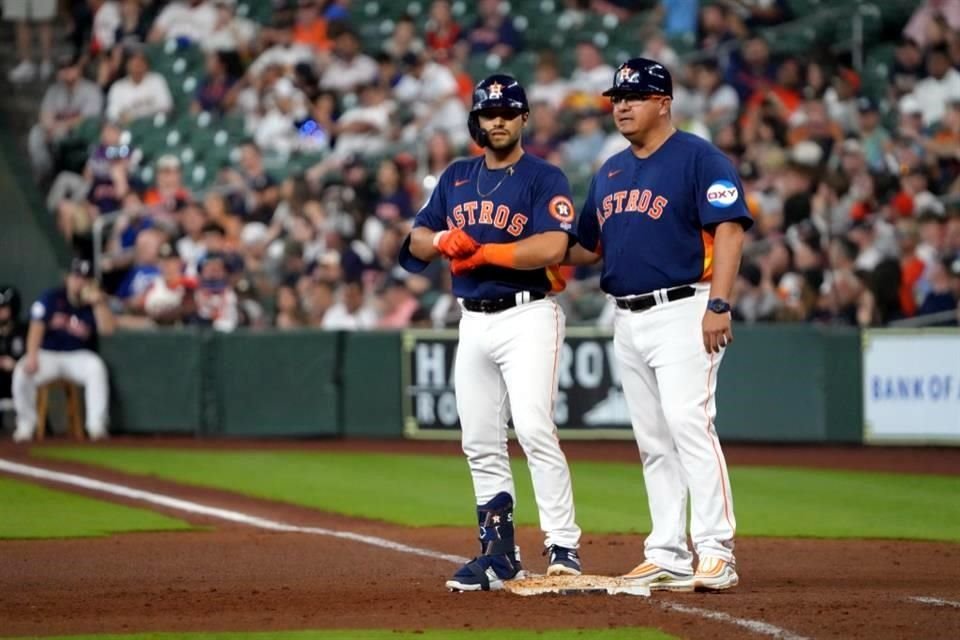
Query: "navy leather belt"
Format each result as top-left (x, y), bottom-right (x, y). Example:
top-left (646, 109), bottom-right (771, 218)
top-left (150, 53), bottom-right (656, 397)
top-left (462, 291), bottom-right (546, 313)
top-left (615, 286), bottom-right (696, 312)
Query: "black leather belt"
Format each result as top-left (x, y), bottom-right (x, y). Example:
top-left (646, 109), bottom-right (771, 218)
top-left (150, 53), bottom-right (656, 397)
top-left (462, 291), bottom-right (546, 313)
top-left (615, 286), bottom-right (696, 312)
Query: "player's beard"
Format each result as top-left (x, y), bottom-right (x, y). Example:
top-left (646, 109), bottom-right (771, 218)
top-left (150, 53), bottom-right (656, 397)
top-left (485, 129), bottom-right (521, 152)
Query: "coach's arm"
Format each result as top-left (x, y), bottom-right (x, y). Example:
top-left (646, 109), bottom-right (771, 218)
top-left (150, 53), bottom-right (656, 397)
top-left (563, 244), bottom-right (602, 266)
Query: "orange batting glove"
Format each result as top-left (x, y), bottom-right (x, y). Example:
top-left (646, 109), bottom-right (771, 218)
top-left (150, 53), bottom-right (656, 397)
top-left (450, 243), bottom-right (517, 276)
top-left (433, 228), bottom-right (480, 259)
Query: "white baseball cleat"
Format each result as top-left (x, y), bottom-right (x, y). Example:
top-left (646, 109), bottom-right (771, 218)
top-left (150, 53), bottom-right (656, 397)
top-left (693, 556), bottom-right (739, 592)
top-left (12, 428), bottom-right (33, 444)
top-left (622, 561), bottom-right (694, 591)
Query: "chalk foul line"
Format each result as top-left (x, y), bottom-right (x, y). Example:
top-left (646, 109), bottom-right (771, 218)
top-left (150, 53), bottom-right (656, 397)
top-left (1, 457), bottom-right (808, 639)
top-left (908, 596), bottom-right (960, 608)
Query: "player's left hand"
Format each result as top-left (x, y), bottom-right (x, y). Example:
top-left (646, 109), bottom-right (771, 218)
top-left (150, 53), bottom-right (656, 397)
top-left (450, 246), bottom-right (488, 276)
top-left (702, 310), bottom-right (733, 354)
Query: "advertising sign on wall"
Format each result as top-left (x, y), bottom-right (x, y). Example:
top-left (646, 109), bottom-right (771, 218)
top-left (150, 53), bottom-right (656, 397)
top-left (401, 329), bottom-right (634, 439)
top-left (863, 330), bottom-right (960, 444)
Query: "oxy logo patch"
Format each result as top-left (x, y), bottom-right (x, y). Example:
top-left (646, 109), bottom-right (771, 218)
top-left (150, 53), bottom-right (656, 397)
top-left (706, 180), bottom-right (738, 208)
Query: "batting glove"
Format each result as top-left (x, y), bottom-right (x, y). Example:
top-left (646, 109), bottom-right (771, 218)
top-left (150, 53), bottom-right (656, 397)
top-left (434, 228), bottom-right (480, 259)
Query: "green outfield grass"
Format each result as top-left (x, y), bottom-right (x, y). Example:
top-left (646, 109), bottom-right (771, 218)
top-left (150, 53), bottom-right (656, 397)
top-left (0, 476), bottom-right (193, 539)
top-left (4, 630), bottom-right (676, 640)
top-left (32, 447), bottom-right (960, 542)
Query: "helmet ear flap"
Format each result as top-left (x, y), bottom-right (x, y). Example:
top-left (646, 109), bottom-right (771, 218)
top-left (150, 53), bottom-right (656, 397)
top-left (468, 112), bottom-right (488, 148)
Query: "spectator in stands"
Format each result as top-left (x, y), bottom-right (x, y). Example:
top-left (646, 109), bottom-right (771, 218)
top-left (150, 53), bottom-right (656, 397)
top-left (105, 47), bottom-right (173, 124)
top-left (916, 257), bottom-right (958, 324)
top-left (910, 44), bottom-right (960, 127)
top-left (302, 278), bottom-right (334, 327)
top-left (188, 252), bottom-right (239, 331)
top-left (322, 279), bottom-right (377, 330)
top-left (528, 52), bottom-right (570, 110)
top-left (560, 109), bottom-right (606, 168)
top-left (424, 0), bottom-right (461, 61)
top-left (254, 77), bottom-right (310, 154)
top-left (640, 31), bottom-right (679, 72)
top-left (459, 0), bottom-right (522, 59)
top-left (143, 241), bottom-right (194, 326)
top-left (696, 2), bottom-right (736, 56)
top-left (148, 0), bottom-right (218, 45)
top-left (691, 58), bottom-right (740, 133)
top-left (854, 97), bottom-right (891, 174)
top-left (55, 121), bottom-right (135, 247)
top-left (88, 0), bottom-right (121, 58)
top-left (100, 191), bottom-right (154, 279)
top-left (28, 53), bottom-right (104, 182)
top-left (890, 37), bottom-right (926, 100)
top-left (12, 259), bottom-right (114, 443)
top-left (95, 0), bottom-right (151, 88)
top-left (192, 50), bottom-right (241, 115)
top-left (524, 100), bottom-right (565, 163)
top-left (143, 155), bottom-right (191, 225)
top-left (204, 0), bottom-right (258, 55)
top-left (331, 83), bottom-right (393, 159)
top-left (114, 227), bottom-right (165, 318)
top-left (289, 0), bottom-right (330, 55)
top-left (222, 142), bottom-right (281, 224)
top-left (6, 0), bottom-right (56, 83)
top-left (569, 41), bottom-right (614, 97)
top-left (274, 282), bottom-right (306, 328)
top-left (0, 286), bottom-right (26, 411)
top-left (377, 277), bottom-right (420, 328)
top-left (323, 0), bottom-right (350, 22)
top-left (394, 51), bottom-right (469, 149)
top-left (725, 35), bottom-right (776, 102)
top-left (904, 0), bottom-right (960, 48)
top-left (383, 15), bottom-right (424, 61)
top-left (320, 28), bottom-right (378, 94)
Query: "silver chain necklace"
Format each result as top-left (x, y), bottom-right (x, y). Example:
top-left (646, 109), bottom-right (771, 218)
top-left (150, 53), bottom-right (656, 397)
top-left (476, 160), bottom-right (516, 198)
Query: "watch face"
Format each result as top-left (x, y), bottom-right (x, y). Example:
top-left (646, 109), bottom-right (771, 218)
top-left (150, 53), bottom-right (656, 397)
top-left (710, 299), bottom-right (730, 313)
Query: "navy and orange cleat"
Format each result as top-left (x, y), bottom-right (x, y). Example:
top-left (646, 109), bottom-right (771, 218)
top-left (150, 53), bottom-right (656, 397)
top-left (545, 545), bottom-right (582, 576)
top-left (446, 548), bottom-right (524, 591)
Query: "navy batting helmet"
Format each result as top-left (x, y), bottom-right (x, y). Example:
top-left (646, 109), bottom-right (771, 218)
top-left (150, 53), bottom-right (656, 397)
top-left (468, 74), bottom-right (529, 147)
top-left (602, 58), bottom-right (673, 98)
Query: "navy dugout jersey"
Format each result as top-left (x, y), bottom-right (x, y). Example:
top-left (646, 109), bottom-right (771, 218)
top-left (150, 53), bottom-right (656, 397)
top-left (577, 130), bottom-right (753, 297)
top-left (30, 288), bottom-right (98, 352)
top-left (413, 153), bottom-right (576, 299)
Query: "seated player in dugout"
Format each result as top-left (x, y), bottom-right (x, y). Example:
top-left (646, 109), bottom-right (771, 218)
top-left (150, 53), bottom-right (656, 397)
top-left (398, 75), bottom-right (583, 591)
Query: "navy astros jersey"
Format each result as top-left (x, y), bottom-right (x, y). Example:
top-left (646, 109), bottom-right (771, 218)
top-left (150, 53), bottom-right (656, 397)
top-left (414, 153), bottom-right (576, 299)
top-left (577, 130), bottom-right (753, 297)
top-left (30, 288), bottom-right (98, 352)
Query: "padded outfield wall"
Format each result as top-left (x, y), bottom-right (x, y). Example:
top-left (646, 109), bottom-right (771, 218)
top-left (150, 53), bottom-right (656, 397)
top-left (91, 325), bottom-right (885, 443)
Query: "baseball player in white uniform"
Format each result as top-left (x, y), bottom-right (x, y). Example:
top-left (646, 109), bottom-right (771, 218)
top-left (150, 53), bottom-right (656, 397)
top-left (400, 75), bottom-right (582, 591)
top-left (567, 58), bottom-right (752, 591)
top-left (12, 259), bottom-right (114, 442)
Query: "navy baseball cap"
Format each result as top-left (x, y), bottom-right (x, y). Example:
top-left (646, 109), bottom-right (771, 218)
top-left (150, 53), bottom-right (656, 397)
top-left (603, 58), bottom-right (673, 98)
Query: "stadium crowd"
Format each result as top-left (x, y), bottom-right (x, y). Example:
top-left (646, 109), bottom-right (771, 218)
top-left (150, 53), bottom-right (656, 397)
top-left (14, 0), bottom-right (960, 330)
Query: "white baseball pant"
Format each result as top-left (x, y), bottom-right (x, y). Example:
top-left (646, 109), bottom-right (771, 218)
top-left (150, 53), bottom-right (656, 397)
top-left (12, 349), bottom-right (109, 439)
top-left (455, 297), bottom-right (581, 550)
top-left (613, 286), bottom-right (736, 572)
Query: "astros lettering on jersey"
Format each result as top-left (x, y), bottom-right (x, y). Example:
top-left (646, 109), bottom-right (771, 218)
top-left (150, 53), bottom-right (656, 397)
top-left (577, 130), bottom-right (753, 296)
top-left (414, 153), bottom-right (576, 298)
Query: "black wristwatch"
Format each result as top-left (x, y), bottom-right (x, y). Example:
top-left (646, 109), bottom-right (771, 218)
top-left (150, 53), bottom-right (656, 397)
top-left (707, 298), bottom-right (732, 314)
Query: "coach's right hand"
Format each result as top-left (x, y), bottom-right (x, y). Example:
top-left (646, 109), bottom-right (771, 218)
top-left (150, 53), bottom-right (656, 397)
top-left (24, 353), bottom-right (39, 376)
top-left (433, 229), bottom-right (480, 259)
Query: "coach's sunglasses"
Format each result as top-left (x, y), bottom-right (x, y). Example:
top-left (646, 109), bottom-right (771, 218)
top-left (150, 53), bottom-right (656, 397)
top-left (609, 93), bottom-right (661, 105)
